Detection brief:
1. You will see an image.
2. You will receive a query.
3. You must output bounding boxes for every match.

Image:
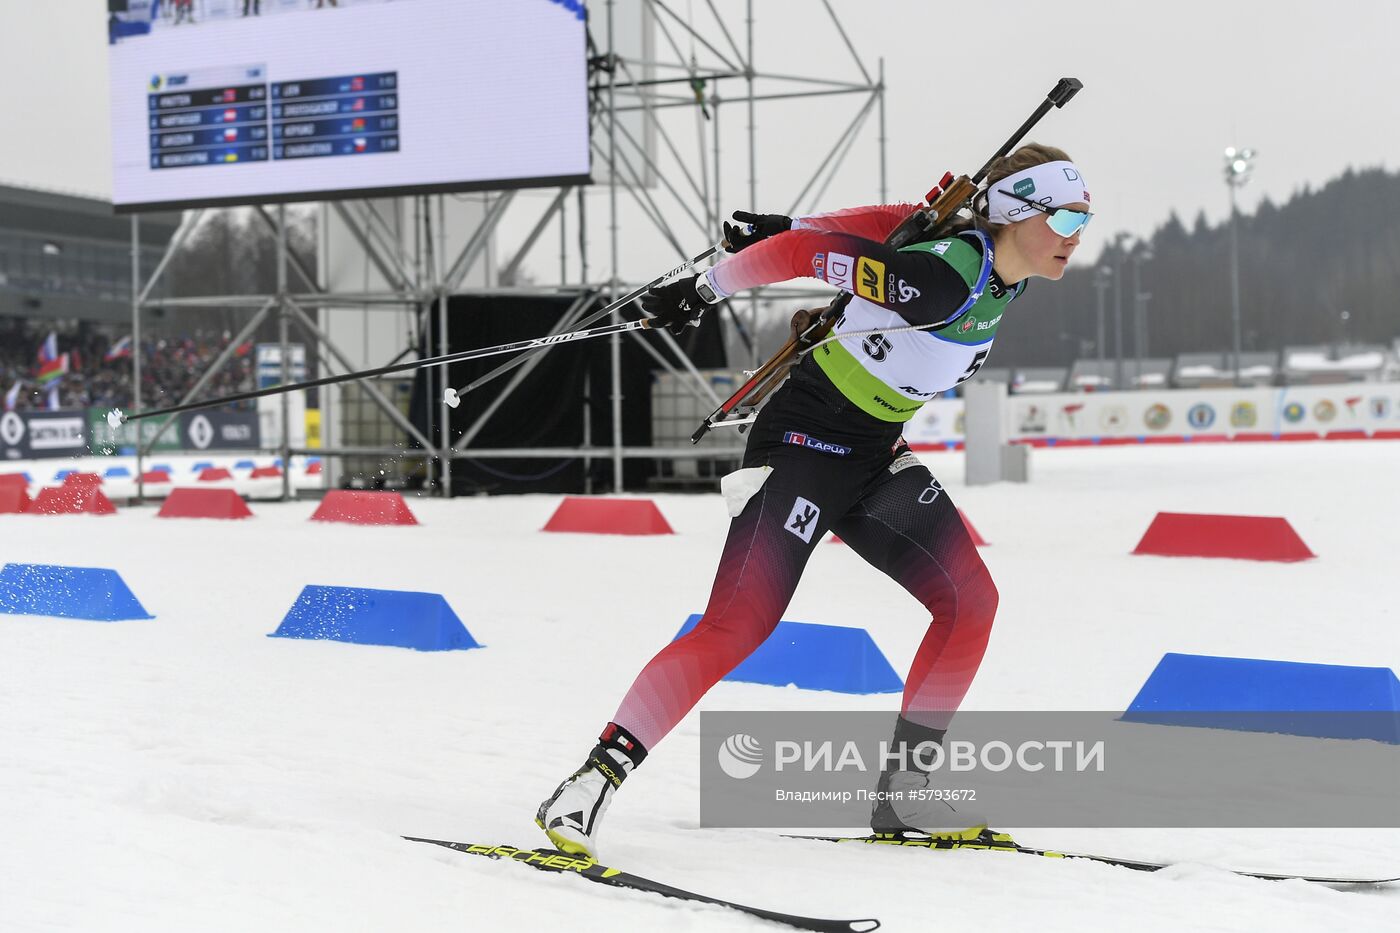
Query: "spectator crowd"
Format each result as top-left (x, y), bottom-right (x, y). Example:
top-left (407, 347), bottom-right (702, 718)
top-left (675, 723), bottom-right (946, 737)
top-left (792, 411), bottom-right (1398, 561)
top-left (1, 320), bottom-right (255, 412)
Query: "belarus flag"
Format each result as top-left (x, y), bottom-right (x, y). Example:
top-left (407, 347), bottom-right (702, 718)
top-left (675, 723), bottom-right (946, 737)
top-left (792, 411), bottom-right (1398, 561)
top-left (37, 353), bottom-right (69, 386)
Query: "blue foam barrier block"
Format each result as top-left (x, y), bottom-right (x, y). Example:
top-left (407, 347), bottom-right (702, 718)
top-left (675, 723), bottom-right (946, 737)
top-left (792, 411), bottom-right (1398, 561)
top-left (0, 563), bottom-right (154, 621)
top-left (1123, 652), bottom-right (1400, 743)
top-left (191, 461), bottom-right (214, 472)
top-left (151, 463), bottom-right (173, 474)
top-left (234, 460), bottom-right (256, 470)
top-left (54, 469), bottom-right (75, 481)
top-left (269, 585), bottom-right (481, 652)
top-left (104, 466), bottom-right (132, 478)
top-left (674, 614), bottom-right (902, 694)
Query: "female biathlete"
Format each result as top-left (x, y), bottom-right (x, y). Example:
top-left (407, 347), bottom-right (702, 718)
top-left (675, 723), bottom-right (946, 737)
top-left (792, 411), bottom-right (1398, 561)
top-left (538, 144), bottom-right (1092, 858)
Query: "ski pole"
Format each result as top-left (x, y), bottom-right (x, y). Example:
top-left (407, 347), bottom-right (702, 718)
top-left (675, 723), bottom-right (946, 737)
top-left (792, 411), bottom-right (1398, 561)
top-left (105, 242), bottom-right (725, 430)
top-left (689, 77), bottom-right (1084, 443)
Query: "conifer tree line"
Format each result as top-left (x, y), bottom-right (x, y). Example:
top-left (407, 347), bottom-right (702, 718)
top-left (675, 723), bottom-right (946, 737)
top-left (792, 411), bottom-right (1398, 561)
top-left (994, 167), bottom-right (1400, 367)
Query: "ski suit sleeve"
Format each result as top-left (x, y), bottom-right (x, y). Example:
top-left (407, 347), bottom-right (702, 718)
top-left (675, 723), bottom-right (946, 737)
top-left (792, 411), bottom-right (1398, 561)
top-left (792, 202), bottom-right (922, 241)
top-left (703, 228), bottom-right (972, 328)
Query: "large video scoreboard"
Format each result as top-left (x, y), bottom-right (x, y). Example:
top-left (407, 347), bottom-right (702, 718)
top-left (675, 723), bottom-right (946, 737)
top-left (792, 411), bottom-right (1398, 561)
top-left (110, 0), bottom-right (590, 211)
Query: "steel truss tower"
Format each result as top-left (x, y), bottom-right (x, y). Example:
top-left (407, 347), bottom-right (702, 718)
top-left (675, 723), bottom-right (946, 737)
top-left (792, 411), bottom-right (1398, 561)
top-left (127, 0), bottom-right (886, 497)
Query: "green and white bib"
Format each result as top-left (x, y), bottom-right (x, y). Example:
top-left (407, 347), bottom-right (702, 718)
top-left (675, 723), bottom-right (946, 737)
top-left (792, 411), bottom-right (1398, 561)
top-left (813, 235), bottom-right (1021, 422)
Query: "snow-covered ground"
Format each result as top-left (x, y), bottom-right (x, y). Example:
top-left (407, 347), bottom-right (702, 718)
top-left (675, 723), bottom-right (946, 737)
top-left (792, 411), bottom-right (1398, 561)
top-left (2, 441), bottom-right (1397, 932)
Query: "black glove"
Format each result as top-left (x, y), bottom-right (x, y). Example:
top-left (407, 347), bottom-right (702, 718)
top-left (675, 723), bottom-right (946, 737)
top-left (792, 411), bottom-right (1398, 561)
top-left (641, 274), bottom-right (715, 336)
top-left (722, 210), bottom-right (792, 253)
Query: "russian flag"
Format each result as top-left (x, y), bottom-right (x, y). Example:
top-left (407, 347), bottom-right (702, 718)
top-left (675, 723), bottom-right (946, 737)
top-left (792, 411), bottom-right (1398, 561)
top-left (105, 335), bottom-right (133, 362)
top-left (37, 331), bottom-right (58, 366)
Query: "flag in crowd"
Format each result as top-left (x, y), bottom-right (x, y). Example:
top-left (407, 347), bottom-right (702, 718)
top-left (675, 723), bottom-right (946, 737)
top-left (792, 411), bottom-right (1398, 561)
top-left (105, 335), bottom-right (133, 361)
top-left (37, 331), bottom-right (58, 366)
top-left (35, 330), bottom-right (69, 390)
top-left (3, 381), bottom-right (19, 412)
top-left (36, 353), bottom-right (69, 386)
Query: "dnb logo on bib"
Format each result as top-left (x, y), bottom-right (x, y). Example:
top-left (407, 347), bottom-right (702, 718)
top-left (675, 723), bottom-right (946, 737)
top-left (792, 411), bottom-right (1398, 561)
top-left (1187, 404), bottom-right (1216, 430)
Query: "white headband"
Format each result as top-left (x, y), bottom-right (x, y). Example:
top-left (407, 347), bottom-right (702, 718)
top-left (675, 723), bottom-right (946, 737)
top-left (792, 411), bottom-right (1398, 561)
top-left (986, 160), bottom-right (1090, 226)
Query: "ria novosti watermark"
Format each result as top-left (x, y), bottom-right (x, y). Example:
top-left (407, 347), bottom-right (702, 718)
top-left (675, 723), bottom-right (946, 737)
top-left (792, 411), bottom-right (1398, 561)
top-left (699, 711), bottom-right (1400, 829)
top-left (719, 733), bottom-right (1104, 778)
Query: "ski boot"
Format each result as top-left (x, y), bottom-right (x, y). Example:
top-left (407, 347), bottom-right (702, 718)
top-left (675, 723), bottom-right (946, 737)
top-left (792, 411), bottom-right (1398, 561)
top-left (870, 717), bottom-right (986, 840)
top-left (536, 722), bottom-right (647, 860)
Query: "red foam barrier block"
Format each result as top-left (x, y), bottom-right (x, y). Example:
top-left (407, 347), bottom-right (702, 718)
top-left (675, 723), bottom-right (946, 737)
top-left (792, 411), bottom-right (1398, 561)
top-left (1375, 430), bottom-right (1400, 440)
top-left (1052, 438), bottom-right (1096, 447)
top-left (1232, 432), bottom-right (1276, 442)
top-left (250, 466), bottom-right (282, 478)
top-left (1097, 437), bottom-right (1137, 446)
top-left (1142, 436), bottom-right (1185, 445)
top-left (198, 467), bottom-right (234, 481)
top-left (28, 486), bottom-right (117, 515)
top-left (958, 509), bottom-right (988, 546)
top-left (309, 489), bottom-right (418, 526)
top-left (1324, 430), bottom-right (1368, 441)
top-left (542, 496), bottom-right (674, 535)
top-left (0, 485), bottom-right (31, 514)
top-left (158, 487), bottom-right (253, 520)
top-left (1132, 512), bottom-right (1315, 562)
top-left (141, 470), bottom-right (172, 483)
top-left (1189, 434), bottom-right (1232, 443)
top-left (62, 472), bottom-right (103, 487)
top-left (0, 473), bottom-right (28, 488)
top-left (1277, 432), bottom-right (1321, 442)
top-left (306, 461), bottom-right (323, 475)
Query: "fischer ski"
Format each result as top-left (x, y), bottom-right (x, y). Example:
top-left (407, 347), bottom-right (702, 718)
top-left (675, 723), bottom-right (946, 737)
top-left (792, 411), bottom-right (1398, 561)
top-left (404, 837), bottom-right (880, 932)
top-left (784, 831), bottom-right (1400, 885)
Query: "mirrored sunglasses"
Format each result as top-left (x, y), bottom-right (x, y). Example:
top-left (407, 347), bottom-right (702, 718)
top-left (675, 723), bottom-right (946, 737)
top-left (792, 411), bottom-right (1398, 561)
top-left (997, 189), bottom-right (1093, 237)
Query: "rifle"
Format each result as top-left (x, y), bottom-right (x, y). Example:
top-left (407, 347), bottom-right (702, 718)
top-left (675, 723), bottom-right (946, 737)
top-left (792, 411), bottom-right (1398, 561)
top-left (690, 77), bottom-right (1084, 444)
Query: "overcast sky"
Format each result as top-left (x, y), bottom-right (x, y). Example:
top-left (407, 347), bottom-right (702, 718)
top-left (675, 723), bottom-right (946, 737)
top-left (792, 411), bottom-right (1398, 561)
top-left (2, 1), bottom-right (1397, 282)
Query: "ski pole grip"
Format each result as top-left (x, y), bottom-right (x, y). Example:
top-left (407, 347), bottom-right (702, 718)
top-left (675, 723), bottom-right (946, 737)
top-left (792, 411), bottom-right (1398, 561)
top-left (1048, 77), bottom-right (1083, 108)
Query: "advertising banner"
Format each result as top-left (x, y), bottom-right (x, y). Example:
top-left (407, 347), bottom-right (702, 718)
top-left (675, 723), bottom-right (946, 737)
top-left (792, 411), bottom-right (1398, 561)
top-left (902, 382), bottom-right (1400, 447)
top-left (177, 410), bottom-right (261, 451)
top-left (0, 410), bottom-right (90, 460)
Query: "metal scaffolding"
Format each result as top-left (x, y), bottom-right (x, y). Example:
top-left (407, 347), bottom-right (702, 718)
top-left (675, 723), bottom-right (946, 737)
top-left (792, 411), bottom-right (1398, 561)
top-left (126, 0), bottom-right (886, 497)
